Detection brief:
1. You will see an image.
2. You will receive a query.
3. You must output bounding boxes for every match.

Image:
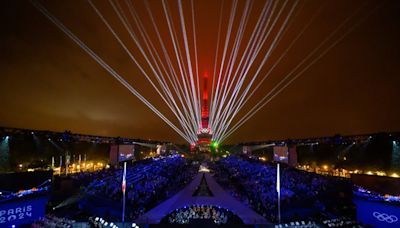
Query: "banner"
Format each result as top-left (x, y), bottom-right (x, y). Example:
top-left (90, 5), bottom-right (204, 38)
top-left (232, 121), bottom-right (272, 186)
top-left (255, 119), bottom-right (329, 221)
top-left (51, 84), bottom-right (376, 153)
top-left (118, 145), bottom-right (135, 162)
top-left (354, 198), bottom-right (400, 228)
top-left (273, 146), bottom-right (288, 163)
top-left (0, 196), bottom-right (48, 227)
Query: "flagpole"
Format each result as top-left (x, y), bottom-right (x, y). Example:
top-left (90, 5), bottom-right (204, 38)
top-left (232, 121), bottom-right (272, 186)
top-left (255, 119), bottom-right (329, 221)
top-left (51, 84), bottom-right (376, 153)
top-left (122, 162), bottom-right (127, 224)
top-left (277, 163), bottom-right (281, 224)
top-left (59, 155), bottom-right (62, 175)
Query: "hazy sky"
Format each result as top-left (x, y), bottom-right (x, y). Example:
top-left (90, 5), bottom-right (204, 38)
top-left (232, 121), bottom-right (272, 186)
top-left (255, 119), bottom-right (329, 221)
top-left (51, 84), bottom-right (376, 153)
top-left (1, 0), bottom-right (399, 144)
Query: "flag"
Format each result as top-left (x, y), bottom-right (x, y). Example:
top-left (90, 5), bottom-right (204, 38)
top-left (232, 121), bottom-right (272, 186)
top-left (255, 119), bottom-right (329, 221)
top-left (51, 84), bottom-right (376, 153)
top-left (276, 163), bottom-right (281, 223)
top-left (276, 163), bottom-right (280, 193)
top-left (121, 162), bottom-right (127, 223)
top-left (122, 162), bottom-right (127, 194)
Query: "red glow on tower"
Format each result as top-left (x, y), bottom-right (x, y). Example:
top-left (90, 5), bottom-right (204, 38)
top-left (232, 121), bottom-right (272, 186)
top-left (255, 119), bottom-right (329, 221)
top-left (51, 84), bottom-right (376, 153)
top-left (196, 71), bottom-right (212, 151)
top-left (201, 72), bottom-right (209, 129)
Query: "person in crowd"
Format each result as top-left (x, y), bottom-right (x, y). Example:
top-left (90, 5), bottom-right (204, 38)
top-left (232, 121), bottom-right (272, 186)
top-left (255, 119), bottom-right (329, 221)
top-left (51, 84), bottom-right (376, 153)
top-left (212, 156), bottom-right (354, 223)
top-left (163, 205), bottom-right (242, 225)
top-left (79, 155), bottom-right (198, 221)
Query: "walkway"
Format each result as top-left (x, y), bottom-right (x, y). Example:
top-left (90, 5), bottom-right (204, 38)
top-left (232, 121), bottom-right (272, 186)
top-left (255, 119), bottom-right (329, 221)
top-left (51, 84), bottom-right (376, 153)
top-left (135, 171), bottom-right (269, 225)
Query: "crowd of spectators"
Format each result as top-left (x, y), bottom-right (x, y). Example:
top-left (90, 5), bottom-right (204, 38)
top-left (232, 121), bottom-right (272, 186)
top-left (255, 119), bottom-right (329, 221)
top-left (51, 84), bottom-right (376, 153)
top-left (82, 155), bottom-right (198, 221)
top-left (212, 156), bottom-right (354, 223)
top-left (354, 185), bottom-right (400, 204)
top-left (275, 218), bottom-right (362, 228)
top-left (31, 214), bottom-right (75, 228)
top-left (161, 205), bottom-right (243, 225)
top-left (321, 217), bottom-right (362, 227)
top-left (0, 182), bottom-right (50, 203)
top-left (87, 216), bottom-right (137, 228)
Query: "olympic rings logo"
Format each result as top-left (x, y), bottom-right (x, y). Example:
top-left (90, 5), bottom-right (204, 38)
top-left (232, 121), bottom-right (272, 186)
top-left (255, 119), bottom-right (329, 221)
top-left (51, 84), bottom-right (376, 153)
top-left (373, 212), bottom-right (398, 223)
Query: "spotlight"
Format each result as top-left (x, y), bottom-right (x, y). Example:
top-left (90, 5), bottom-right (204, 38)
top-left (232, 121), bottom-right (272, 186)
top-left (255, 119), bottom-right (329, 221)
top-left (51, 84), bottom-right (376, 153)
top-left (211, 142), bottom-right (219, 149)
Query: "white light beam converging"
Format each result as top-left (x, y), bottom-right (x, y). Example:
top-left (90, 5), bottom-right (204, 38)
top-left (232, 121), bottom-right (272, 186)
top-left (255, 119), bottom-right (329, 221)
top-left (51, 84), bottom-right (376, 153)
top-left (218, 2), bottom-right (379, 143)
top-left (31, 0), bottom-right (194, 144)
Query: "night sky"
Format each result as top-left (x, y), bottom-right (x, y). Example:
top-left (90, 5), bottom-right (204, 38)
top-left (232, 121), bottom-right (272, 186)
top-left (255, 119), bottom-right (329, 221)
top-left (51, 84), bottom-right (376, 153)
top-left (1, 0), bottom-right (399, 144)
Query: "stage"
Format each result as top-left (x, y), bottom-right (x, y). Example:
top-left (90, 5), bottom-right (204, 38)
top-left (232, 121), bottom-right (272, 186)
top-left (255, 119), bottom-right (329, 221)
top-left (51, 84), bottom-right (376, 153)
top-left (136, 171), bottom-right (269, 225)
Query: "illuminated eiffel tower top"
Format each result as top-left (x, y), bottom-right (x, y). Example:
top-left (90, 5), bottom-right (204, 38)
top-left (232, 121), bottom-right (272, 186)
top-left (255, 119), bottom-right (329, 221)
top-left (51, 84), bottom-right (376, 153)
top-left (201, 72), bottom-right (210, 132)
top-left (197, 72), bottom-right (212, 148)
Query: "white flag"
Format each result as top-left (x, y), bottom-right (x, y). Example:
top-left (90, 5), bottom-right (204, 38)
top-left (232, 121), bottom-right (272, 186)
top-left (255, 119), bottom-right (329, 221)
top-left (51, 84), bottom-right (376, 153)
top-left (276, 163), bottom-right (280, 193)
